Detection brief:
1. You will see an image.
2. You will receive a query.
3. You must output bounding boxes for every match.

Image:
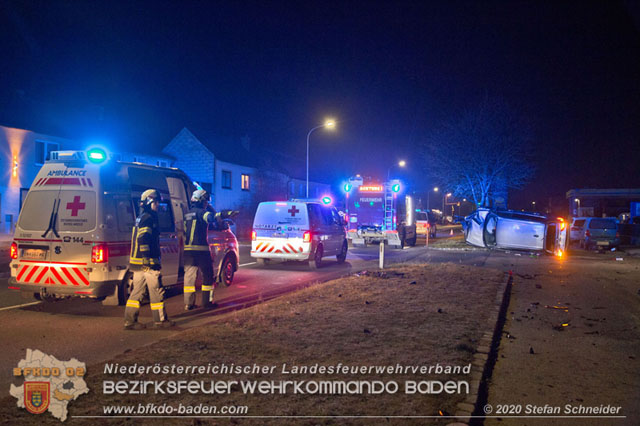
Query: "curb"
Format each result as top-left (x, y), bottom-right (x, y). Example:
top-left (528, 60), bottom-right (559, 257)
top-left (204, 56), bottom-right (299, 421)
top-left (447, 271), bottom-right (513, 425)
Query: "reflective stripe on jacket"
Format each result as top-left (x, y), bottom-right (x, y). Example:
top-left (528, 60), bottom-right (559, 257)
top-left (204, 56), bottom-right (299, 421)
top-left (129, 210), bottom-right (161, 270)
top-left (184, 207), bottom-right (215, 252)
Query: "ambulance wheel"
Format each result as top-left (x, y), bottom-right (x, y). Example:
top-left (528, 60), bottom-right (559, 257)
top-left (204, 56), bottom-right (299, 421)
top-left (257, 258), bottom-right (270, 266)
top-left (337, 241), bottom-right (348, 263)
top-left (309, 245), bottom-right (323, 269)
top-left (219, 255), bottom-right (235, 287)
top-left (102, 272), bottom-right (132, 306)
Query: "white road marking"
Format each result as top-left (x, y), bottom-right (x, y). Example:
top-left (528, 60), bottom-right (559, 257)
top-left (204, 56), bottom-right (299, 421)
top-left (239, 262), bottom-right (257, 267)
top-left (0, 301), bottom-right (41, 311)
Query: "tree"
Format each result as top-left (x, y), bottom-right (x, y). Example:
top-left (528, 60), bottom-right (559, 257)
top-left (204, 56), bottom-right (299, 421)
top-left (423, 99), bottom-right (535, 209)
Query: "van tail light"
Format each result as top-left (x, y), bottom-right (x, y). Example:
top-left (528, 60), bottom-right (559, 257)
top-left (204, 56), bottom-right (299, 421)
top-left (91, 244), bottom-right (108, 263)
top-left (251, 230), bottom-right (256, 241)
top-left (303, 231), bottom-right (312, 243)
top-left (585, 230), bottom-right (590, 237)
top-left (426, 223), bottom-right (431, 228)
top-left (559, 222), bottom-right (566, 231)
top-left (10, 242), bottom-right (18, 260)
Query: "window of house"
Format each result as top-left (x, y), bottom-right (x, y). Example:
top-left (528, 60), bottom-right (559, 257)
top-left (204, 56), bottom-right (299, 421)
top-left (222, 170), bottom-right (232, 189)
top-left (35, 141), bottom-right (60, 165)
top-left (241, 174), bottom-right (250, 191)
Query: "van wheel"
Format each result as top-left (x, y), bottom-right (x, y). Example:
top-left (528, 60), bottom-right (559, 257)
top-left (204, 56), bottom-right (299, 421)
top-left (256, 258), bottom-right (270, 266)
top-left (219, 255), bottom-right (235, 287)
top-left (310, 245), bottom-right (323, 269)
top-left (102, 272), bottom-right (132, 306)
top-left (337, 241), bottom-right (348, 263)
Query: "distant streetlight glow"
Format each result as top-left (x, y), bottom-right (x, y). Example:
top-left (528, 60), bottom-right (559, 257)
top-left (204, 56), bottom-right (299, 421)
top-left (398, 160), bottom-right (406, 167)
top-left (434, 187), bottom-right (439, 192)
top-left (306, 119), bottom-right (337, 198)
top-left (387, 160), bottom-right (407, 180)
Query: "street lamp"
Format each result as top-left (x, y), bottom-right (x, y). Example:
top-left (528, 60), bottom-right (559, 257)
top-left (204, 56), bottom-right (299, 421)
top-left (427, 187), bottom-right (438, 211)
top-left (443, 192), bottom-right (452, 223)
top-left (306, 119), bottom-right (336, 198)
top-left (387, 160), bottom-right (406, 180)
top-left (532, 201), bottom-right (536, 211)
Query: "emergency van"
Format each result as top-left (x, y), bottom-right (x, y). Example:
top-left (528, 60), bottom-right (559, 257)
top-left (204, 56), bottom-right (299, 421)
top-left (251, 201), bottom-right (348, 269)
top-left (9, 150), bottom-right (239, 305)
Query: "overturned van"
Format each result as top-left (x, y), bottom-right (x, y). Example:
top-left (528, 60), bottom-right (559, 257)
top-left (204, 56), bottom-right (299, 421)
top-left (463, 208), bottom-right (567, 256)
top-left (9, 150), bottom-right (239, 305)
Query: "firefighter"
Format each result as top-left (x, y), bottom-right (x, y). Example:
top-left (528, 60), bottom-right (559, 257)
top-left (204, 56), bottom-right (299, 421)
top-left (183, 189), bottom-right (216, 310)
top-left (124, 189), bottom-right (175, 329)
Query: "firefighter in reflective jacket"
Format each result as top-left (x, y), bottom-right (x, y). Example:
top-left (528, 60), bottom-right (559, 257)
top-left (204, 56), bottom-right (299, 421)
top-left (124, 189), bottom-right (175, 329)
top-left (183, 189), bottom-right (216, 310)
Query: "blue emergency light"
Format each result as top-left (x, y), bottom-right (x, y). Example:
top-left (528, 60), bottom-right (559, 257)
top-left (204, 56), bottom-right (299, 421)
top-left (87, 148), bottom-right (107, 164)
top-left (344, 184), bottom-right (352, 192)
top-left (391, 183), bottom-right (401, 193)
top-left (322, 196), bottom-right (332, 205)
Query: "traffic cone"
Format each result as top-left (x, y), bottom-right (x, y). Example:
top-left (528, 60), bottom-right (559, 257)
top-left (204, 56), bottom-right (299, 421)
top-left (449, 229), bottom-right (454, 236)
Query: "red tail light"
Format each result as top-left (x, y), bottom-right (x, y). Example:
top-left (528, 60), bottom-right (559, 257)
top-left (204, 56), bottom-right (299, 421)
top-left (251, 230), bottom-right (256, 241)
top-left (303, 231), bottom-right (312, 243)
top-left (91, 244), bottom-right (108, 263)
top-left (426, 223), bottom-right (431, 228)
top-left (10, 242), bottom-right (18, 260)
top-left (585, 230), bottom-right (590, 237)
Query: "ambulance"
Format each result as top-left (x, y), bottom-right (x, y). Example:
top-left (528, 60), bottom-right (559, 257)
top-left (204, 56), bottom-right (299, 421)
top-left (8, 149), bottom-right (239, 305)
top-left (250, 200), bottom-right (348, 269)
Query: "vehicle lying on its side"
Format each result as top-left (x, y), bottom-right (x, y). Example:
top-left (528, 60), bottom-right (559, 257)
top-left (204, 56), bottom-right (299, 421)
top-left (463, 208), bottom-right (567, 256)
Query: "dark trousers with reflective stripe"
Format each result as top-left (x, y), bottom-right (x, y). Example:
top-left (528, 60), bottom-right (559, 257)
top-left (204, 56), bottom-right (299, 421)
top-left (124, 269), bottom-right (167, 324)
top-left (184, 251), bottom-right (214, 307)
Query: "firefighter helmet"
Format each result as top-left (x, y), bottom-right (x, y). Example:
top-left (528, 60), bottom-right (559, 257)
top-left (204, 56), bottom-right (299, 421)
top-left (191, 189), bottom-right (210, 203)
top-left (140, 189), bottom-right (161, 206)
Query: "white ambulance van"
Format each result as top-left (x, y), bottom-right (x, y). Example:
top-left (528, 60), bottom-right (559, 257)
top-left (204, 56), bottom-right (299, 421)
top-left (9, 149), bottom-right (239, 305)
top-left (250, 201), bottom-right (348, 268)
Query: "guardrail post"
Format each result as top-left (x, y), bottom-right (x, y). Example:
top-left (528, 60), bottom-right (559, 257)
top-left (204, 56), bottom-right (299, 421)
top-left (379, 241), bottom-right (385, 269)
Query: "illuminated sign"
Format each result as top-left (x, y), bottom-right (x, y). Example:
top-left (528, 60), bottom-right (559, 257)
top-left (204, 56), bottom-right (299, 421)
top-left (359, 185), bottom-right (383, 192)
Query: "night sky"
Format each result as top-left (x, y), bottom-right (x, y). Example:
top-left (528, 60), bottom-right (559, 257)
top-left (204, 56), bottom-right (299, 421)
top-left (1, 1), bottom-right (639, 210)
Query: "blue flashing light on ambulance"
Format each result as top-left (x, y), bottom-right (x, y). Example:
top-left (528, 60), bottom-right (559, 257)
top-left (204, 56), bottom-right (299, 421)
top-left (344, 176), bottom-right (417, 247)
top-left (8, 149), bottom-right (239, 305)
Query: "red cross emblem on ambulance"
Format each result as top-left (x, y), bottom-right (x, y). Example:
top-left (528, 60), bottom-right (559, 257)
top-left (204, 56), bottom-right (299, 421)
top-left (288, 205), bottom-right (299, 217)
top-left (66, 196), bottom-right (86, 217)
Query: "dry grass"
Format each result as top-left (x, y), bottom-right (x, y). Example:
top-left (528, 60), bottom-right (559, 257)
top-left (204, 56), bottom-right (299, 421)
top-left (1, 263), bottom-right (504, 426)
top-left (427, 235), bottom-right (475, 249)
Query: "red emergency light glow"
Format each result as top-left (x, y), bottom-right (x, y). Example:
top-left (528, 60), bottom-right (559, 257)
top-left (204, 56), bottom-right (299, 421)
top-left (303, 231), bottom-right (312, 243)
top-left (359, 185), bottom-right (383, 192)
top-left (91, 244), bottom-right (108, 263)
top-left (10, 242), bottom-right (18, 259)
top-left (251, 230), bottom-right (256, 241)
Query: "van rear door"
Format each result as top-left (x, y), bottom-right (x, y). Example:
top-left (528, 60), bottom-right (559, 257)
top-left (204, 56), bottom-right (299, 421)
top-left (253, 202), bottom-right (309, 239)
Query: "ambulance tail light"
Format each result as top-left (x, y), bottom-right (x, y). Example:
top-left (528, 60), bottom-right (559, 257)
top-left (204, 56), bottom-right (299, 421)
top-left (303, 231), bottom-right (312, 243)
top-left (251, 230), bottom-right (256, 241)
top-left (91, 244), bottom-right (108, 263)
top-left (10, 242), bottom-right (18, 259)
top-left (585, 230), bottom-right (591, 238)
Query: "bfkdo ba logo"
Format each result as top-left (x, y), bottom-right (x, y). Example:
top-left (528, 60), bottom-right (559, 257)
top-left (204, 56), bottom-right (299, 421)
top-left (24, 382), bottom-right (50, 414)
top-left (10, 349), bottom-right (89, 422)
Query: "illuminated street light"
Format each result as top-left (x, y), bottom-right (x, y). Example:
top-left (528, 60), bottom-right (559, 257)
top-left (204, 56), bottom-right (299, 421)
top-left (427, 186), bottom-right (439, 211)
top-left (387, 160), bottom-right (407, 180)
top-left (306, 119), bottom-right (336, 198)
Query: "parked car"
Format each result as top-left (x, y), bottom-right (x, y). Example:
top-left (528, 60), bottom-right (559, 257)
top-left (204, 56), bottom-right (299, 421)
top-left (569, 217), bottom-right (588, 243)
top-left (463, 209), bottom-right (567, 255)
top-left (251, 201), bottom-right (348, 269)
top-left (415, 211), bottom-right (437, 238)
top-left (581, 217), bottom-right (619, 250)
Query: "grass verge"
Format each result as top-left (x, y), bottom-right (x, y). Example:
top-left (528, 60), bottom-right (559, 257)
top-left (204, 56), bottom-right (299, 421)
top-left (2, 263), bottom-right (504, 425)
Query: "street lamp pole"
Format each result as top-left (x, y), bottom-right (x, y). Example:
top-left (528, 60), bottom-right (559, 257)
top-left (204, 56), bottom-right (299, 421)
top-left (428, 187), bottom-right (438, 211)
top-left (306, 120), bottom-right (335, 198)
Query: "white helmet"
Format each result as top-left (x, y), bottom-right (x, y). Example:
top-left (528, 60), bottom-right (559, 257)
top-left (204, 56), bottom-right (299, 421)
top-left (191, 189), bottom-right (210, 203)
top-left (140, 189), bottom-right (161, 206)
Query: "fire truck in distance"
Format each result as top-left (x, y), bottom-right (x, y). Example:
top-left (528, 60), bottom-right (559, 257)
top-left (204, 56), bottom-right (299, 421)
top-left (344, 176), bottom-right (417, 247)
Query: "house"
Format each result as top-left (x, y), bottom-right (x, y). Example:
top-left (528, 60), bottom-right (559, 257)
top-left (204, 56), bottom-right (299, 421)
top-left (0, 125), bottom-right (73, 233)
top-left (162, 128), bottom-right (331, 238)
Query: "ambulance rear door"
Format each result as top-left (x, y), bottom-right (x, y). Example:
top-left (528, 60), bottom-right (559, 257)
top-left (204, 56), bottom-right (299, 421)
top-left (16, 165), bottom-right (97, 289)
